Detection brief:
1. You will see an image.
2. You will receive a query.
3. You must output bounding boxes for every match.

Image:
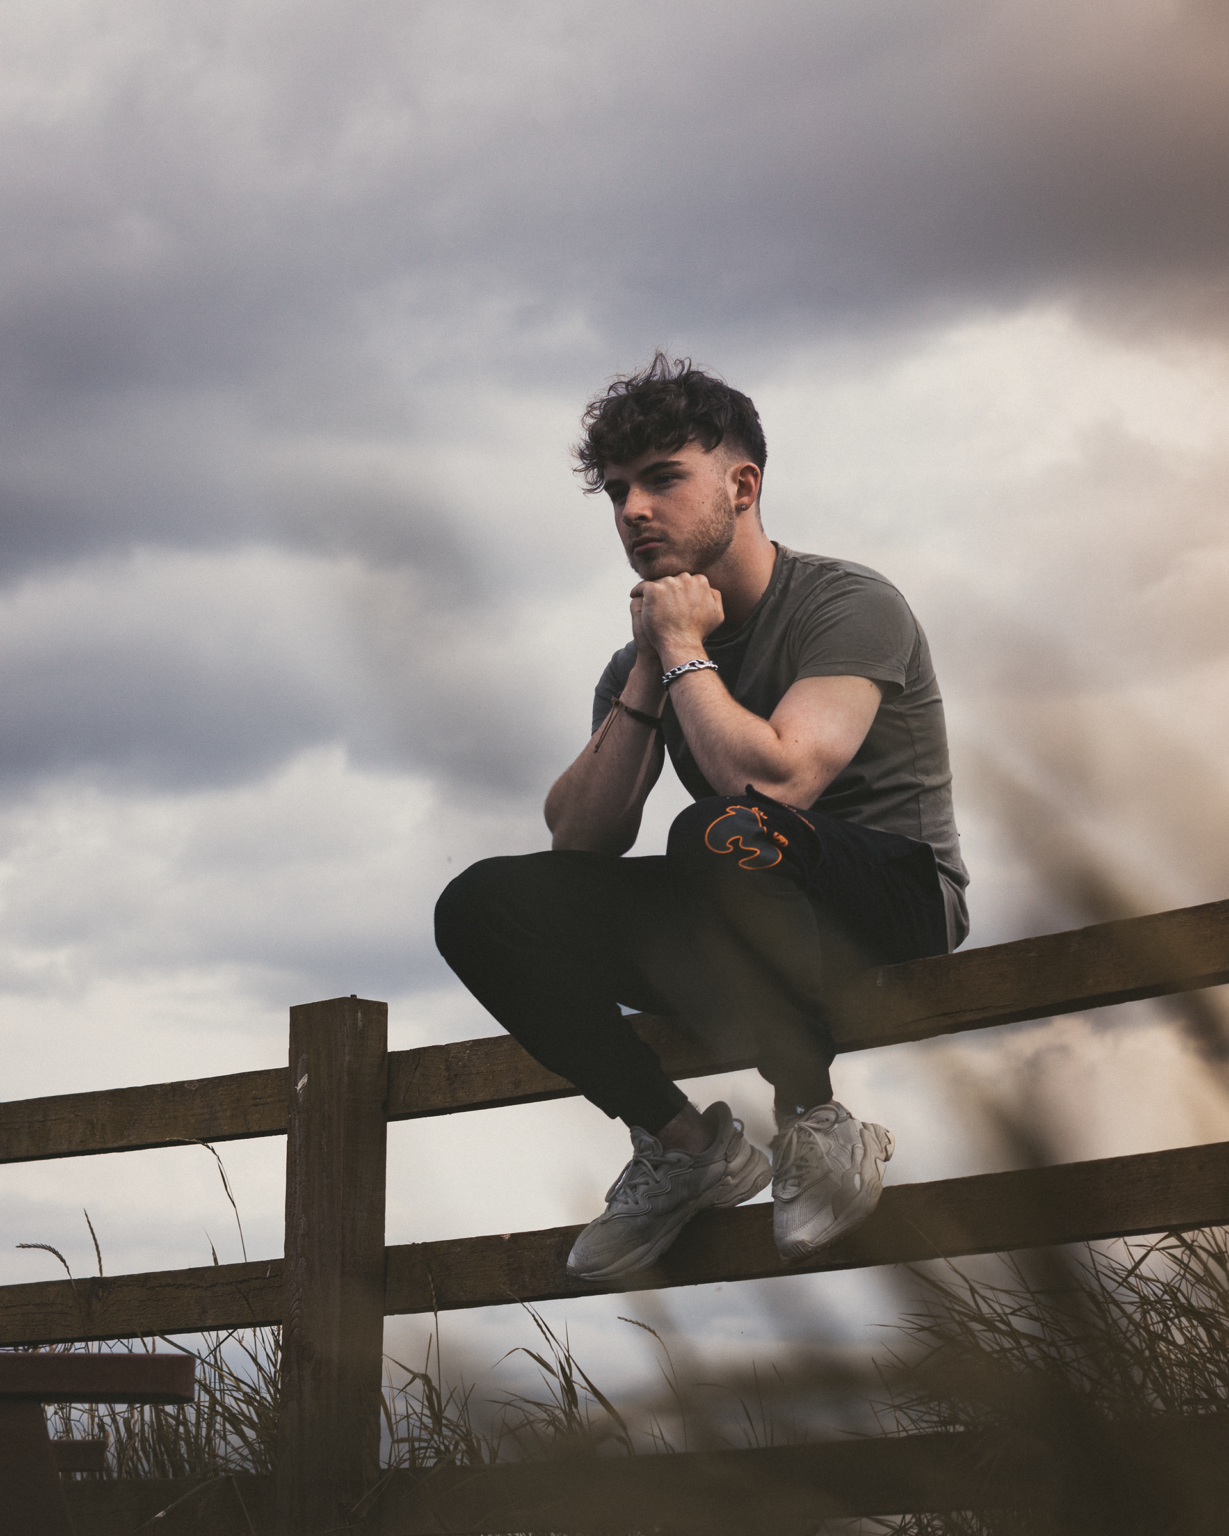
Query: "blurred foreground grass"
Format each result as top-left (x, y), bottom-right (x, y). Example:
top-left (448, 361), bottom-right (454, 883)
top-left (12, 1220), bottom-right (1228, 1533)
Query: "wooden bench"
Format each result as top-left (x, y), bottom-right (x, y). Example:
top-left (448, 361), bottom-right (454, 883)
top-left (0, 1353), bottom-right (195, 1536)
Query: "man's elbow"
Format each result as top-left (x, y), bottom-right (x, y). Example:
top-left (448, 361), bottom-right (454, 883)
top-left (543, 776), bottom-right (567, 835)
top-left (545, 779), bottom-right (637, 855)
top-left (550, 821), bottom-right (635, 856)
top-left (750, 779), bottom-right (819, 811)
top-left (748, 761), bottom-right (839, 811)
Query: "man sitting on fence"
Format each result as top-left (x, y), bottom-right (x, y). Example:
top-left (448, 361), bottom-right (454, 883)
top-left (436, 354), bottom-right (968, 1282)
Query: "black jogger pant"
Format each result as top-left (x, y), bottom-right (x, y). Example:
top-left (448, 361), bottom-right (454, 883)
top-left (434, 790), bottom-right (949, 1134)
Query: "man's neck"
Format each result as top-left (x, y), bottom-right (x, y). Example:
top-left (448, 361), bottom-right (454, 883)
top-left (705, 522), bottom-right (778, 629)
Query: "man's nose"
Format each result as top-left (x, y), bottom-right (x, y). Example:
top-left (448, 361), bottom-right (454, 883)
top-left (621, 486), bottom-right (652, 522)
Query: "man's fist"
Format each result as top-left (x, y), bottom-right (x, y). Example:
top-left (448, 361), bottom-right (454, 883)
top-left (631, 573), bottom-right (725, 668)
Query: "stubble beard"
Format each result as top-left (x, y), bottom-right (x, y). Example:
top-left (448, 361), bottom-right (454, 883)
top-left (628, 486), bottom-right (738, 579)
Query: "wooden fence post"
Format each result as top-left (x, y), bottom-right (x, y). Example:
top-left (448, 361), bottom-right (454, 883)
top-left (277, 996), bottom-right (388, 1534)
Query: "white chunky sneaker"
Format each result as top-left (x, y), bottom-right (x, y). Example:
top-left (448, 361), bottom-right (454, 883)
top-left (566, 1102), bottom-right (771, 1283)
top-left (771, 1101), bottom-right (894, 1262)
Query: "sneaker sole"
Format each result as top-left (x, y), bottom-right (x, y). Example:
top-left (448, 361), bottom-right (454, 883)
top-left (566, 1196), bottom-right (709, 1282)
top-left (568, 1136), bottom-right (772, 1283)
top-left (776, 1124), bottom-right (895, 1263)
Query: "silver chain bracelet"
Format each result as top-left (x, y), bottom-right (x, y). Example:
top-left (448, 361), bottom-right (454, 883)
top-left (661, 658), bottom-right (719, 688)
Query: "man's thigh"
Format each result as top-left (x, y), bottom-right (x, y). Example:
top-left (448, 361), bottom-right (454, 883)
top-left (445, 849), bottom-right (685, 1015)
top-left (803, 810), bottom-right (949, 966)
top-left (666, 791), bottom-right (946, 988)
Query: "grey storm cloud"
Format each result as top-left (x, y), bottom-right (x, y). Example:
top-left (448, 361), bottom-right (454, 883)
top-left (0, 544), bottom-right (583, 792)
top-left (3, 1), bottom-right (1228, 533)
top-left (1, 0), bottom-right (1227, 789)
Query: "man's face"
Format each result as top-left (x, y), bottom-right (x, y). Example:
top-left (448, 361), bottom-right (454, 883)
top-left (603, 439), bottom-right (739, 580)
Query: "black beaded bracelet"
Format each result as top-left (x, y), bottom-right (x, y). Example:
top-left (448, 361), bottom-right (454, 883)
top-left (617, 699), bottom-right (665, 730)
top-left (592, 695), bottom-right (665, 752)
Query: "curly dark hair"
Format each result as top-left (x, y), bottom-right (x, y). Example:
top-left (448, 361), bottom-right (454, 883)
top-left (574, 351), bottom-right (767, 492)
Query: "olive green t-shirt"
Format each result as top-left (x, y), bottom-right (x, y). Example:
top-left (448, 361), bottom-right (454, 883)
top-left (593, 545), bottom-right (969, 949)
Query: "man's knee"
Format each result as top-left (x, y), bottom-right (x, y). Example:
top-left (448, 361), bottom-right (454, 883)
top-left (668, 795), bottom-right (791, 877)
top-left (434, 857), bottom-right (517, 963)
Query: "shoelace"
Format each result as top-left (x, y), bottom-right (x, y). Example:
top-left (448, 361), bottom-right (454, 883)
top-left (605, 1135), bottom-right (684, 1209)
top-left (771, 1113), bottom-right (840, 1193)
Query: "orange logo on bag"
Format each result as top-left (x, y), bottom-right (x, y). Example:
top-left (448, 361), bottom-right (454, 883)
top-left (703, 804), bottom-right (784, 869)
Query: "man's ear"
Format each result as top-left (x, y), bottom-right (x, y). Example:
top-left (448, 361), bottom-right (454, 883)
top-left (730, 458), bottom-right (761, 512)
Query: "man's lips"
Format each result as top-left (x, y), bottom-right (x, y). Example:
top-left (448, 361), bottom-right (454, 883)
top-left (632, 536), bottom-right (665, 555)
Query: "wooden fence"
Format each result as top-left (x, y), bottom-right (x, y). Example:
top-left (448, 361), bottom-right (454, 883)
top-left (3, 898), bottom-right (1229, 1533)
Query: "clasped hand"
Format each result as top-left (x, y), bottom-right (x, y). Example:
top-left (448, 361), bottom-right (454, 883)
top-left (630, 573), bottom-right (724, 666)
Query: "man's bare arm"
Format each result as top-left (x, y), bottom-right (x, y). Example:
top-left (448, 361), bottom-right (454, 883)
top-left (638, 571), bottom-right (882, 806)
top-left (545, 650), bottom-right (668, 854)
top-left (548, 569), bottom-right (882, 849)
top-left (667, 669), bottom-right (881, 807)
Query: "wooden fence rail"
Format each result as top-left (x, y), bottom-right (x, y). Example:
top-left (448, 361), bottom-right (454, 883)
top-left (3, 1138), bottom-right (1228, 1348)
top-left (2, 897), bottom-right (1228, 1534)
top-left (5, 898), bottom-right (1228, 1166)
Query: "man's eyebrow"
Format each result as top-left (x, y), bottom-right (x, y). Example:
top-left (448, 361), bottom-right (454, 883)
top-left (602, 457), bottom-right (687, 493)
top-left (608, 459), bottom-right (685, 485)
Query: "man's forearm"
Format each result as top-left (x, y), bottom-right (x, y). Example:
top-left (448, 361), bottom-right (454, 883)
top-left (662, 660), bottom-right (881, 808)
top-left (544, 657), bottom-right (667, 853)
top-left (637, 572), bottom-right (843, 808)
top-left (664, 665), bottom-right (807, 802)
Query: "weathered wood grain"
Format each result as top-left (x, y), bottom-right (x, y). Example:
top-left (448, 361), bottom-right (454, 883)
top-left (0, 1258), bottom-right (284, 1346)
top-left (0, 1067), bottom-right (288, 1164)
top-left (833, 896), bottom-right (1229, 1051)
top-left (382, 1137), bottom-right (1229, 1313)
top-left (0, 1022), bottom-right (735, 1164)
top-left (277, 997), bottom-right (388, 1535)
top-left (3, 1141), bottom-right (1225, 1346)
top-left (4, 900), bottom-right (1226, 1164)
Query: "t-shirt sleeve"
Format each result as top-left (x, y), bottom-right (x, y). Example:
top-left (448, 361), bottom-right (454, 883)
top-left (789, 573), bottom-right (916, 696)
top-left (591, 641), bottom-right (638, 734)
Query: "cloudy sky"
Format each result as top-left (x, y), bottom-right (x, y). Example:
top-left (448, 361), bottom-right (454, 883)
top-left (3, 0), bottom-right (1228, 1405)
